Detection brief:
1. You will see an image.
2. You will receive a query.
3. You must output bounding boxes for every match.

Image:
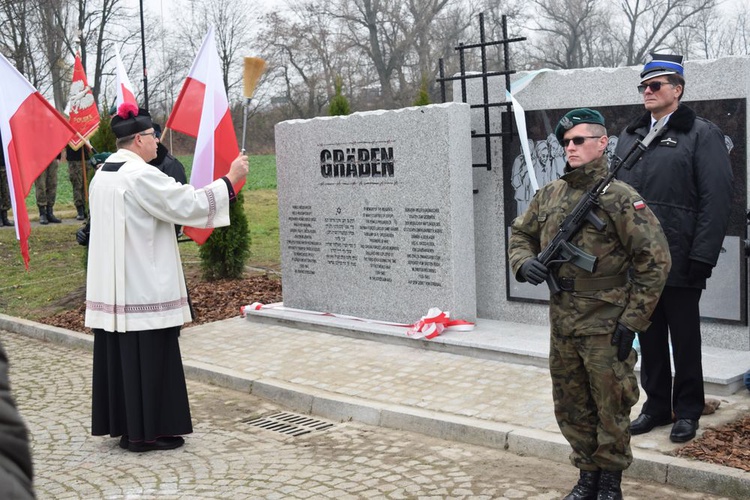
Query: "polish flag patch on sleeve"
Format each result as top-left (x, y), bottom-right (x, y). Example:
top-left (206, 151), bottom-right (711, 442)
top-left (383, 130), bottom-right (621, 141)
top-left (633, 200), bottom-right (646, 210)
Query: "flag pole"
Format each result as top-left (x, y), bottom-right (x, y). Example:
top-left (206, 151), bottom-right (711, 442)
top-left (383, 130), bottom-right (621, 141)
top-left (74, 131), bottom-right (98, 154)
top-left (139, 0), bottom-right (149, 110)
top-left (81, 155), bottom-right (88, 208)
top-left (77, 132), bottom-right (97, 206)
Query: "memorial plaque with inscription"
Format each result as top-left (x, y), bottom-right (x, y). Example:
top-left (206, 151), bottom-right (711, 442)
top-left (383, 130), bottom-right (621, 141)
top-left (275, 103), bottom-right (476, 323)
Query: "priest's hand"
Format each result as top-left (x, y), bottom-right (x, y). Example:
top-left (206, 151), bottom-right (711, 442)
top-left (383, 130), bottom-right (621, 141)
top-left (226, 154), bottom-right (249, 186)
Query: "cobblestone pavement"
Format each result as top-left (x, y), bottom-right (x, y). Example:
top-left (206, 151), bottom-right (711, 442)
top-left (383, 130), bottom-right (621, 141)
top-left (2, 331), bottom-right (731, 499)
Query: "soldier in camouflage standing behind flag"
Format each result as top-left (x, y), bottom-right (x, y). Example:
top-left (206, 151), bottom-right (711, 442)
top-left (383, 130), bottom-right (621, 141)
top-left (508, 108), bottom-right (671, 500)
top-left (0, 131), bottom-right (13, 227)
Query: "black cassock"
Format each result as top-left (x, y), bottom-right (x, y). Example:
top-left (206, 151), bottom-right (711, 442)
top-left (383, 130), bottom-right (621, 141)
top-left (91, 326), bottom-right (192, 442)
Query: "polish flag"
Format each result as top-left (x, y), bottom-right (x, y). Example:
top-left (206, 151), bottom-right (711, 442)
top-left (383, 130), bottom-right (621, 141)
top-left (0, 53), bottom-right (77, 268)
top-left (67, 52), bottom-right (100, 150)
top-left (166, 27), bottom-right (240, 245)
top-left (114, 47), bottom-right (137, 108)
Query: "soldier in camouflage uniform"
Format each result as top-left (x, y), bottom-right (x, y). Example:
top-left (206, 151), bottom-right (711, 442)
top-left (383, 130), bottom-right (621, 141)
top-left (508, 108), bottom-right (671, 500)
top-left (0, 131), bottom-right (14, 227)
top-left (35, 154), bottom-right (62, 225)
top-left (66, 145), bottom-right (90, 220)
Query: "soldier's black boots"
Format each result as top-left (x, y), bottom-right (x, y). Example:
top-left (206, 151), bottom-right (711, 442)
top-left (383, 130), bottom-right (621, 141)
top-left (38, 207), bottom-right (48, 225)
top-left (597, 470), bottom-right (623, 500)
top-left (0, 210), bottom-right (12, 227)
top-left (46, 206), bottom-right (61, 223)
top-left (76, 205), bottom-right (86, 221)
top-left (563, 470), bottom-right (600, 500)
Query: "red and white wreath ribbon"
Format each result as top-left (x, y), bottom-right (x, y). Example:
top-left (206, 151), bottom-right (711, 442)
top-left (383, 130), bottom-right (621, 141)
top-left (241, 303), bottom-right (474, 340)
top-left (240, 302), bottom-right (265, 316)
top-left (406, 307), bottom-right (474, 339)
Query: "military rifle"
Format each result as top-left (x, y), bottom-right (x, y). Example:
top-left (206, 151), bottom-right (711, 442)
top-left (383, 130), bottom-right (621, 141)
top-left (538, 116), bottom-right (668, 294)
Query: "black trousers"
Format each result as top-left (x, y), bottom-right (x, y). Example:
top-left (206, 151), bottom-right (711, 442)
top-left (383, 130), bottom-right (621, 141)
top-left (639, 286), bottom-right (704, 420)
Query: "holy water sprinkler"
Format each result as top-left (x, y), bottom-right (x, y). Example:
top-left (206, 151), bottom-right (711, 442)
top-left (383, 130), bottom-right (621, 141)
top-left (241, 57), bottom-right (267, 153)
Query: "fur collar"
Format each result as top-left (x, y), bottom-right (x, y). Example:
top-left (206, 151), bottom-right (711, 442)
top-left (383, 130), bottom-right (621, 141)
top-left (626, 104), bottom-right (696, 134)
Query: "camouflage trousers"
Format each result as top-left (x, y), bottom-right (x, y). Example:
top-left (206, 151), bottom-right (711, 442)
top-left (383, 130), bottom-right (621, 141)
top-left (34, 159), bottom-right (59, 209)
top-left (0, 167), bottom-right (10, 211)
top-left (67, 157), bottom-right (87, 209)
top-left (549, 332), bottom-right (639, 471)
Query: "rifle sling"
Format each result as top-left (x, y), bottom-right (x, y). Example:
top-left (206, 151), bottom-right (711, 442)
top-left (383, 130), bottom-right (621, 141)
top-left (557, 274), bottom-right (628, 292)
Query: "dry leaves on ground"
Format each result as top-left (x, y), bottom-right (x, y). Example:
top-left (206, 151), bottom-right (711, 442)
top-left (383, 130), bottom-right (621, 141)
top-left (39, 273), bottom-right (283, 334)
top-left (676, 414), bottom-right (750, 472)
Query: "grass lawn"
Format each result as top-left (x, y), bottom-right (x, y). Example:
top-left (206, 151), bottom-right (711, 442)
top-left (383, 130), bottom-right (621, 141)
top-left (1, 155), bottom-right (279, 321)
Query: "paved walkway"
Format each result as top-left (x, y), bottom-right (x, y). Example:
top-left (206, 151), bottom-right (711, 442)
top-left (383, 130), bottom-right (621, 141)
top-left (1, 330), bottom-right (724, 499)
top-left (1, 312), bottom-right (749, 497)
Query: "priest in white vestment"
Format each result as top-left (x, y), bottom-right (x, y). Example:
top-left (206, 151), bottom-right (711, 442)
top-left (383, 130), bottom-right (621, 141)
top-left (85, 103), bottom-right (248, 452)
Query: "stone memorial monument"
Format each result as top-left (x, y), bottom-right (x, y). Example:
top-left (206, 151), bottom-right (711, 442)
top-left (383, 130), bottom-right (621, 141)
top-left (274, 103), bottom-right (476, 324)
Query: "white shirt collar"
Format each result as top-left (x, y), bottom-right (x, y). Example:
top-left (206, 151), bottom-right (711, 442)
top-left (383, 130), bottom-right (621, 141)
top-left (651, 111), bottom-right (675, 128)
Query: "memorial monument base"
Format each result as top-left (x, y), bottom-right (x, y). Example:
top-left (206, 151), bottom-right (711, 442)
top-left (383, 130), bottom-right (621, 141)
top-left (244, 305), bottom-right (750, 396)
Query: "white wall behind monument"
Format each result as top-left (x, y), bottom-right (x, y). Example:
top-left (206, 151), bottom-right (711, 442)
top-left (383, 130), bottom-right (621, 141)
top-left (459, 56), bottom-right (750, 351)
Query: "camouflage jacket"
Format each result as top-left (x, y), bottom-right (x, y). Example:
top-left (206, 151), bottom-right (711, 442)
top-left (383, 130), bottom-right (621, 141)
top-left (508, 155), bottom-right (671, 336)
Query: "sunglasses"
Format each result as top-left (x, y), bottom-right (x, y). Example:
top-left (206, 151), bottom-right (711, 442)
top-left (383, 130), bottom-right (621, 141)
top-left (637, 81), bottom-right (674, 94)
top-left (562, 136), bottom-right (601, 148)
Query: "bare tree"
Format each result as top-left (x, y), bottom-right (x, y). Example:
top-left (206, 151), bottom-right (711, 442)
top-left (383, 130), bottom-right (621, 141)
top-left (618, 0), bottom-right (718, 65)
top-left (0, 1), bottom-right (35, 77)
top-left (406, 0), bottom-right (481, 102)
top-left (528, 0), bottom-right (609, 69)
top-left (478, 0), bottom-right (529, 71)
top-left (724, 5), bottom-right (750, 55)
top-left (327, 0), bottom-right (462, 107)
top-left (36, 0), bottom-right (69, 111)
top-left (258, 3), bottom-right (342, 118)
top-left (40, 0), bottom-right (135, 105)
top-left (678, 3), bottom-right (750, 57)
top-left (174, 0), bottom-right (260, 98)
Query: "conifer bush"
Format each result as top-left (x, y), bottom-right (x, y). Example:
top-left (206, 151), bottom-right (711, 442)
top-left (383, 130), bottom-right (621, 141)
top-left (329, 76), bottom-right (351, 116)
top-left (199, 191), bottom-right (251, 280)
top-left (414, 78), bottom-right (431, 106)
top-left (90, 107), bottom-right (117, 153)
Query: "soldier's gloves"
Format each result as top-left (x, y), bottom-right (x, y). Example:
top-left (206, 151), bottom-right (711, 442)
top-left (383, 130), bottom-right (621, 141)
top-left (611, 323), bottom-right (636, 362)
top-left (519, 258), bottom-right (549, 286)
top-left (76, 223), bottom-right (90, 246)
top-left (688, 260), bottom-right (713, 283)
top-left (88, 152), bottom-right (112, 168)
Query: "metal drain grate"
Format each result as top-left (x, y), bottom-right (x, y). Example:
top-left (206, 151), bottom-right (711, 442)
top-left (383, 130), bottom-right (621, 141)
top-left (243, 412), bottom-right (335, 436)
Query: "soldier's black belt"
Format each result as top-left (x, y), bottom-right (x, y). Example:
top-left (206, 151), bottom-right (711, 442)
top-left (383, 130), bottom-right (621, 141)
top-left (557, 274), bottom-right (628, 292)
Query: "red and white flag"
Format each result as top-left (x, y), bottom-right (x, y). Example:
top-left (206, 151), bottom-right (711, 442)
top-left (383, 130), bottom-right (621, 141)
top-left (67, 52), bottom-right (100, 150)
top-left (0, 53), bottom-right (77, 268)
top-left (166, 27), bottom-right (241, 245)
top-left (114, 47), bottom-right (137, 108)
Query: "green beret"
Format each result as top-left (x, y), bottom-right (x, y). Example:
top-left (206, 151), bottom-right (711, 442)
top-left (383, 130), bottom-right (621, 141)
top-left (89, 152), bottom-right (112, 168)
top-left (554, 108), bottom-right (605, 144)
